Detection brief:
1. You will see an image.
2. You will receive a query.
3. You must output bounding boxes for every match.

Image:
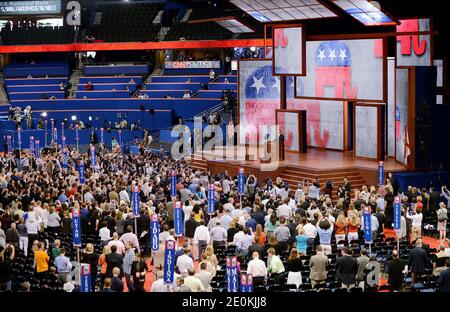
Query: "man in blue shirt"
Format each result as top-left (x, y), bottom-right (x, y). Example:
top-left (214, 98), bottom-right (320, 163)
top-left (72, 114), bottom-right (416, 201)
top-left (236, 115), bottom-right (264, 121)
top-left (54, 248), bottom-right (73, 284)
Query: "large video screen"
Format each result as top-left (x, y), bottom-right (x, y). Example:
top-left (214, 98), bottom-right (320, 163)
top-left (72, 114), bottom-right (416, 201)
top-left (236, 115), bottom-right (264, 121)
top-left (295, 38), bottom-right (385, 102)
top-left (276, 111), bottom-right (300, 152)
top-left (0, 1), bottom-right (61, 15)
top-left (273, 26), bottom-right (305, 76)
top-left (287, 99), bottom-right (344, 150)
top-left (239, 59), bottom-right (280, 144)
top-left (355, 105), bottom-right (378, 159)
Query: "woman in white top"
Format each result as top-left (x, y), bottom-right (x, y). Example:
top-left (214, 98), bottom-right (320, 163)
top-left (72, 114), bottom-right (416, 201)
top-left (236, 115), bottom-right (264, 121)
top-left (406, 206), bottom-right (423, 242)
top-left (47, 206), bottom-right (61, 233)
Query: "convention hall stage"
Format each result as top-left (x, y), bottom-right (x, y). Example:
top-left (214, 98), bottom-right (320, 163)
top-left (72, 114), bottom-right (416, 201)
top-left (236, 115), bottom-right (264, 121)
top-left (188, 146), bottom-right (408, 192)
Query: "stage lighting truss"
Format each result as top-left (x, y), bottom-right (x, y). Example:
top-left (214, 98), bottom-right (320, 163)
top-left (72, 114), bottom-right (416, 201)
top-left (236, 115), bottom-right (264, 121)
top-left (330, 0), bottom-right (398, 26)
top-left (216, 18), bottom-right (254, 33)
top-left (228, 0), bottom-right (338, 23)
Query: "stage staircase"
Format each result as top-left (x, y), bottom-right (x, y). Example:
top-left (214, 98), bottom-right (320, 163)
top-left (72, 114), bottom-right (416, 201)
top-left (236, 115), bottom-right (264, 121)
top-left (279, 167), bottom-right (367, 200)
top-left (188, 152), bottom-right (208, 172)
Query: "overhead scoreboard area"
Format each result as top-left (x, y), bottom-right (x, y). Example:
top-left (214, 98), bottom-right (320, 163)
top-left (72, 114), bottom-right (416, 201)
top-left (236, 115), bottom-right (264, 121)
top-left (0, 0), bottom-right (61, 16)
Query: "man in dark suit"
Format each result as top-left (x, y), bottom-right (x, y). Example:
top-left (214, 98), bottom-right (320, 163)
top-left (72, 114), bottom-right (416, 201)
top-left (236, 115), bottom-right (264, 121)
top-left (429, 187), bottom-right (441, 213)
top-left (105, 245), bottom-right (124, 278)
top-left (278, 130), bottom-right (285, 161)
top-left (344, 178), bottom-right (351, 196)
top-left (90, 128), bottom-right (98, 145)
top-left (336, 247), bottom-right (358, 289)
top-left (438, 259), bottom-right (450, 292)
top-left (386, 250), bottom-right (406, 291)
top-left (408, 239), bottom-right (428, 284)
top-left (185, 214), bottom-right (199, 246)
top-left (248, 242), bottom-right (264, 260)
top-left (250, 206), bottom-right (265, 227)
top-left (100, 278), bottom-right (115, 292)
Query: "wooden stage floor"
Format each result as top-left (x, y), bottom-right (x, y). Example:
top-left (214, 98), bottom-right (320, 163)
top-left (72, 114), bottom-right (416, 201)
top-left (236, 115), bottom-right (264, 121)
top-left (189, 146), bottom-right (407, 173)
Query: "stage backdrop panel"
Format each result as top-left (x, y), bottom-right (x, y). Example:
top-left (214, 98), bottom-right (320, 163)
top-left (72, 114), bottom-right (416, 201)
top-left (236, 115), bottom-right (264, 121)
top-left (396, 18), bottom-right (432, 67)
top-left (273, 26), bottom-right (305, 76)
top-left (276, 111), bottom-right (300, 152)
top-left (287, 76), bottom-right (343, 150)
top-left (295, 38), bottom-right (385, 102)
top-left (396, 68), bottom-right (409, 164)
top-left (355, 106), bottom-right (378, 159)
top-left (387, 57), bottom-right (396, 157)
top-left (239, 59), bottom-right (280, 144)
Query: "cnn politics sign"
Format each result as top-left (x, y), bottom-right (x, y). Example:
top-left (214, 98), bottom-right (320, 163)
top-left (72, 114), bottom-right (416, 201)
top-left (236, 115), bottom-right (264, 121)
top-left (164, 61), bottom-right (221, 69)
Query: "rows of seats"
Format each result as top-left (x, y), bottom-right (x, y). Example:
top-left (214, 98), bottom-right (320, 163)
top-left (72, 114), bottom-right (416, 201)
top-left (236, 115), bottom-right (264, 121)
top-left (144, 82), bottom-right (202, 92)
top-left (85, 3), bottom-right (162, 42)
top-left (3, 63), bottom-right (70, 78)
top-left (75, 90), bottom-right (131, 99)
top-left (197, 90), bottom-right (236, 99)
top-left (1, 26), bottom-right (75, 45)
top-left (4, 77), bottom-right (69, 85)
top-left (138, 90), bottom-right (189, 98)
top-left (76, 65), bottom-right (147, 99)
top-left (79, 76), bottom-right (143, 84)
top-left (150, 75), bottom-right (210, 83)
top-left (208, 82), bottom-right (237, 91)
top-left (83, 65), bottom-right (149, 76)
top-left (216, 75), bottom-right (237, 83)
top-left (76, 83), bottom-right (137, 92)
top-left (3, 63), bottom-right (70, 101)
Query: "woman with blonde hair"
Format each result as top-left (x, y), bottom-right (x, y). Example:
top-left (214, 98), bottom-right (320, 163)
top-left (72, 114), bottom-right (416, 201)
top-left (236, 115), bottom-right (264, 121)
top-left (335, 212), bottom-right (347, 243)
top-left (253, 224), bottom-right (266, 246)
top-left (347, 213), bottom-right (360, 243)
top-left (47, 206), bottom-right (61, 234)
top-left (98, 245), bottom-right (111, 286)
top-left (204, 245), bottom-right (218, 276)
top-left (81, 243), bottom-right (99, 292)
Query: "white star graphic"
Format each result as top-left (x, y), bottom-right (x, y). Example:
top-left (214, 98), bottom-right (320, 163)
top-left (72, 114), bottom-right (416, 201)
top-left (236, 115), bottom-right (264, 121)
top-left (329, 49), bottom-right (336, 61)
top-left (339, 49), bottom-right (347, 62)
top-left (250, 76), bottom-right (266, 94)
top-left (317, 49), bottom-right (326, 62)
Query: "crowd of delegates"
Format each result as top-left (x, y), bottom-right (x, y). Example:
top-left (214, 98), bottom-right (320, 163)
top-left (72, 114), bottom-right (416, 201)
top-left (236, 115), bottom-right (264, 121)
top-left (0, 145), bottom-right (449, 292)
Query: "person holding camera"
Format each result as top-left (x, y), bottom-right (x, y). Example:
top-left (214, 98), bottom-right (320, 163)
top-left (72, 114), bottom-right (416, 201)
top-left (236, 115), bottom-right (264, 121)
top-left (437, 201), bottom-right (448, 242)
top-left (441, 186), bottom-right (450, 208)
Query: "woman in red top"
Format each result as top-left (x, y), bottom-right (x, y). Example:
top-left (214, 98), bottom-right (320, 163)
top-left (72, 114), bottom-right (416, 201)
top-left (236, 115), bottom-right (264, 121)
top-left (253, 224), bottom-right (266, 246)
top-left (334, 213), bottom-right (347, 243)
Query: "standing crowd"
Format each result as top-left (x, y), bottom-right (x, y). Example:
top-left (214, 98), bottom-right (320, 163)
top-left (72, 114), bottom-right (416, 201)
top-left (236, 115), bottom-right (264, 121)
top-left (0, 146), bottom-right (449, 292)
